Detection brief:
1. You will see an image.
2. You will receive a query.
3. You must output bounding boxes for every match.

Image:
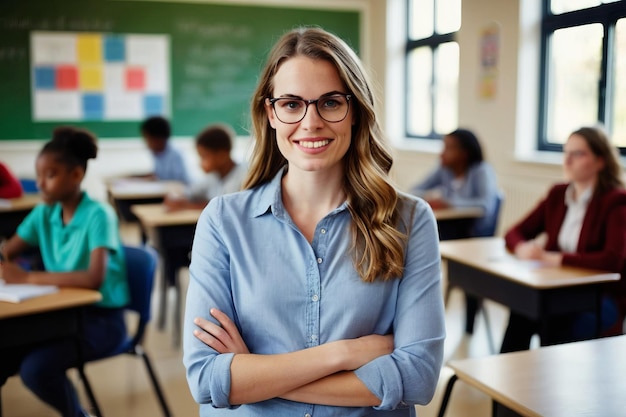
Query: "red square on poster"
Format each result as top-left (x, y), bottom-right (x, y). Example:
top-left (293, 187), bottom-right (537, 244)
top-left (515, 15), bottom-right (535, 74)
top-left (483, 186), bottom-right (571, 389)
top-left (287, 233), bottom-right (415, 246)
top-left (56, 65), bottom-right (78, 90)
top-left (125, 67), bottom-right (145, 90)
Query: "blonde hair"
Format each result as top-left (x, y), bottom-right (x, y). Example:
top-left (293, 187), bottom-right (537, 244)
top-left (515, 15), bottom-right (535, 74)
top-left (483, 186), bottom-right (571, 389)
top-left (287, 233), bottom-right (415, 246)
top-left (244, 27), bottom-right (408, 282)
top-left (571, 126), bottom-right (624, 193)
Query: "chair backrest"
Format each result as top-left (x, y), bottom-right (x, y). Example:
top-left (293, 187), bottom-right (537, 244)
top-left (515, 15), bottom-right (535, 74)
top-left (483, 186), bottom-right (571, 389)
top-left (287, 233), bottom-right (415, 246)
top-left (122, 245), bottom-right (158, 344)
top-left (482, 192), bottom-right (504, 237)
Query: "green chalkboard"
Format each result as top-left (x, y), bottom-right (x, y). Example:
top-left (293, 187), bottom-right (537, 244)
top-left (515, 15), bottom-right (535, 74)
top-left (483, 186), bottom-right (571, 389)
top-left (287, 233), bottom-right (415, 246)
top-left (0, 0), bottom-right (360, 139)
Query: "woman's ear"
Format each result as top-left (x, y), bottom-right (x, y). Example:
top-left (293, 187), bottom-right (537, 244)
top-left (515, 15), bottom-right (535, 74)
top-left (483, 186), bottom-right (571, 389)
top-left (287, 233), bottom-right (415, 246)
top-left (265, 98), bottom-right (277, 129)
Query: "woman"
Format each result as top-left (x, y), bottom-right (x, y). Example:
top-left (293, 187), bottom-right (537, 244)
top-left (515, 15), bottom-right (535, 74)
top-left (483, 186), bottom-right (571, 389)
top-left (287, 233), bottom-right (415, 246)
top-left (410, 128), bottom-right (500, 239)
top-left (501, 126), bottom-right (626, 353)
top-left (0, 127), bottom-right (129, 417)
top-left (183, 27), bottom-right (445, 416)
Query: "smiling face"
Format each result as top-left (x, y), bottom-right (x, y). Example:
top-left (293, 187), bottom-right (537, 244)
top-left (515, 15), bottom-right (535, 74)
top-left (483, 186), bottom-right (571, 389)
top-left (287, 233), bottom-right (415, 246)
top-left (563, 133), bottom-right (605, 185)
top-left (265, 56), bottom-right (353, 176)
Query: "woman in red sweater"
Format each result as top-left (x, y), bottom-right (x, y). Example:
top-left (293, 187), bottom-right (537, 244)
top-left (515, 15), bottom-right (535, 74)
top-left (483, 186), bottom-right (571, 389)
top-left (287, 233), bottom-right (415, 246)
top-left (501, 126), bottom-right (626, 352)
top-left (0, 161), bottom-right (23, 199)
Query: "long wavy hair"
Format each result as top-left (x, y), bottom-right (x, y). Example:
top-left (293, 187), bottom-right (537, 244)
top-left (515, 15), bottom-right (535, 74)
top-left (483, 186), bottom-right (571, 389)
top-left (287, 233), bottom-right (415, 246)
top-left (244, 27), bottom-right (408, 282)
top-left (571, 126), bottom-right (624, 193)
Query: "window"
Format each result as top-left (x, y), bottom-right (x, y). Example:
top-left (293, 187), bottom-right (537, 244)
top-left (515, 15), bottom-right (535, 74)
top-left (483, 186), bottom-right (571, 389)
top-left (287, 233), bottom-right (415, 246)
top-left (405, 0), bottom-right (461, 139)
top-left (539, 0), bottom-right (626, 152)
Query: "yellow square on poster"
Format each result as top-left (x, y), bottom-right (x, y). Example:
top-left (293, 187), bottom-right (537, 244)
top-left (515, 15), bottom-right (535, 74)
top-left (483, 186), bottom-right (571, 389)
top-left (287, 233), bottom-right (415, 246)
top-left (80, 67), bottom-right (103, 91)
top-left (77, 34), bottom-right (102, 64)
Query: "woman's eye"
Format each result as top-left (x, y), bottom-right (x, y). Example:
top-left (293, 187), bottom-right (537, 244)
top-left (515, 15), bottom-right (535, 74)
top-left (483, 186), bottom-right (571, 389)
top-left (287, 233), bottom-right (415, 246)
top-left (283, 100), bottom-right (303, 111)
top-left (320, 97), bottom-right (343, 109)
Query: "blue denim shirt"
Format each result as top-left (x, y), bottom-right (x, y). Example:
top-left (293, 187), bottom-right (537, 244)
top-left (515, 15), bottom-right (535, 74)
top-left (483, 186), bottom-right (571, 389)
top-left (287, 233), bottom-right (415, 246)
top-left (183, 168), bottom-right (445, 417)
top-left (153, 142), bottom-right (190, 184)
top-left (410, 161), bottom-right (499, 237)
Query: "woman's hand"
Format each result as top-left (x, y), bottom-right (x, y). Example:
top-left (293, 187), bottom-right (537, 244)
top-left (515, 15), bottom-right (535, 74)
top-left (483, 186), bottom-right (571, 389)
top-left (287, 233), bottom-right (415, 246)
top-left (0, 261), bottom-right (29, 283)
top-left (193, 308), bottom-right (250, 354)
top-left (513, 241), bottom-right (544, 260)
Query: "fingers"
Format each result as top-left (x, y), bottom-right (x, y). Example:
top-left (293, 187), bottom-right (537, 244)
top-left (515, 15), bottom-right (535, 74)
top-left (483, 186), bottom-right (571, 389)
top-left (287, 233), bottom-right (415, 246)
top-left (192, 309), bottom-right (250, 354)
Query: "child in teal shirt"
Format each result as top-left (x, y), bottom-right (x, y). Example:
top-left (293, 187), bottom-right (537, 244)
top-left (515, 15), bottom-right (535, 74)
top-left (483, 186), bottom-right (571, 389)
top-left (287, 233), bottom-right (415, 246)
top-left (0, 126), bottom-right (130, 417)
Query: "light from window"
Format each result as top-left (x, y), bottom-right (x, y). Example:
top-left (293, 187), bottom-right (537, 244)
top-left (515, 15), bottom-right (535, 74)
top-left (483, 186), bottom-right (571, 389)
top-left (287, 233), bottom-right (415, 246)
top-left (551, 0), bottom-right (621, 14)
top-left (546, 24), bottom-right (602, 144)
top-left (436, 0), bottom-right (461, 33)
top-left (615, 19), bottom-right (626, 146)
top-left (409, 0), bottom-right (434, 39)
top-left (434, 42), bottom-right (459, 134)
top-left (407, 47), bottom-right (433, 136)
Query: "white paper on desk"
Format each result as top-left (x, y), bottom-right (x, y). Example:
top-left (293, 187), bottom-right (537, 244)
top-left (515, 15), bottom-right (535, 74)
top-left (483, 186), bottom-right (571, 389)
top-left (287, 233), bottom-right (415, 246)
top-left (110, 180), bottom-right (168, 196)
top-left (0, 198), bottom-right (12, 208)
top-left (0, 283), bottom-right (59, 303)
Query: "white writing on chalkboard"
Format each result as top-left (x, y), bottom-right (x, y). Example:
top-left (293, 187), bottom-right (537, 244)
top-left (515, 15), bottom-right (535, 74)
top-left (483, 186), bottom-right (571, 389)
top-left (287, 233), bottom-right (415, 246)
top-left (0, 47), bottom-right (27, 61)
top-left (0, 16), bottom-right (114, 32)
top-left (176, 20), bottom-right (252, 39)
top-left (177, 43), bottom-right (254, 111)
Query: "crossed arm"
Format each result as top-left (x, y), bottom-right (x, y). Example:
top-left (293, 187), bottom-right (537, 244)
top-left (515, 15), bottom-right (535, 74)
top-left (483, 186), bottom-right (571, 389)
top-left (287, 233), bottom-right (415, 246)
top-left (192, 308), bottom-right (393, 406)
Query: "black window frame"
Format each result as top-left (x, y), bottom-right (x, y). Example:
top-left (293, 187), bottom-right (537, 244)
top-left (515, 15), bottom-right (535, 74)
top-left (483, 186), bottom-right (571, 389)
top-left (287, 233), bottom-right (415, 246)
top-left (404, 0), bottom-right (459, 141)
top-left (538, 0), bottom-right (626, 154)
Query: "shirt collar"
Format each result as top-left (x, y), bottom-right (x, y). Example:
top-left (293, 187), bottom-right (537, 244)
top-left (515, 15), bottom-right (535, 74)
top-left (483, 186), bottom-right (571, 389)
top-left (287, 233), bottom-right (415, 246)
top-left (564, 183), bottom-right (593, 206)
top-left (50, 192), bottom-right (89, 228)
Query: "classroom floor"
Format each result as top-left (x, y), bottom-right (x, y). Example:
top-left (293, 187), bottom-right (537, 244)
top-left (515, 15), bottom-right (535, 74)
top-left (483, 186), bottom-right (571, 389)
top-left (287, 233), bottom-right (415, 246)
top-left (2, 223), bottom-right (514, 417)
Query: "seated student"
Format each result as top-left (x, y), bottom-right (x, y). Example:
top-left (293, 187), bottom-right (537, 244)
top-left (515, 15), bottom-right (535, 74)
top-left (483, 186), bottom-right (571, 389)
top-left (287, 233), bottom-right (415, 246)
top-left (409, 128), bottom-right (500, 240)
top-left (0, 126), bottom-right (130, 417)
top-left (0, 160), bottom-right (24, 199)
top-left (140, 115), bottom-right (190, 184)
top-left (501, 126), bottom-right (626, 353)
top-left (164, 123), bottom-right (247, 211)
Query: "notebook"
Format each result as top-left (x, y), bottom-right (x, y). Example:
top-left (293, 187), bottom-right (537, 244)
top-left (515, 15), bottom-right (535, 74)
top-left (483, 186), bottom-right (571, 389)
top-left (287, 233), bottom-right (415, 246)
top-left (0, 282), bottom-right (59, 303)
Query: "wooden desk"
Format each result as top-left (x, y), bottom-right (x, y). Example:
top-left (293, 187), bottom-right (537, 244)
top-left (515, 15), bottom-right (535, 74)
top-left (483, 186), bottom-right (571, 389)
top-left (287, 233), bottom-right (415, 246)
top-left (440, 237), bottom-right (619, 345)
top-left (106, 179), bottom-right (184, 223)
top-left (434, 206), bottom-right (484, 221)
top-left (439, 335), bottom-right (626, 417)
top-left (0, 288), bottom-right (101, 416)
top-left (131, 203), bottom-right (202, 347)
top-left (0, 194), bottom-right (40, 239)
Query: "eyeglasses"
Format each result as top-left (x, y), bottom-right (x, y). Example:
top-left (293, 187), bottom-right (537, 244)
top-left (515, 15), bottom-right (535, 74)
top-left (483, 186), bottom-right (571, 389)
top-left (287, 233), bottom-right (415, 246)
top-left (267, 93), bottom-right (352, 124)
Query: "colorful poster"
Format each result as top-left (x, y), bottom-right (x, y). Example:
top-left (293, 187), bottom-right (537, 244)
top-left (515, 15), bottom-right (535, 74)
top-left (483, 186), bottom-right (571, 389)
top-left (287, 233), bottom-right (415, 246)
top-left (31, 31), bottom-right (170, 121)
top-left (478, 23), bottom-right (500, 99)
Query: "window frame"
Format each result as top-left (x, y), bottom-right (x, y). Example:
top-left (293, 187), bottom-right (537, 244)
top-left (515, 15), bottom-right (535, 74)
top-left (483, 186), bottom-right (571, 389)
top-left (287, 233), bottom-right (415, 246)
top-left (404, 0), bottom-right (459, 141)
top-left (538, 0), bottom-right (626, 154)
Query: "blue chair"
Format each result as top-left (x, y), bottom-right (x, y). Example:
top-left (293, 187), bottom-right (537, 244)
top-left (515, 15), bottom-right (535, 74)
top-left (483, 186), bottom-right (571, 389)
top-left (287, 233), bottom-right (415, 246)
top-left (77, 245), bottom-right (172, 417)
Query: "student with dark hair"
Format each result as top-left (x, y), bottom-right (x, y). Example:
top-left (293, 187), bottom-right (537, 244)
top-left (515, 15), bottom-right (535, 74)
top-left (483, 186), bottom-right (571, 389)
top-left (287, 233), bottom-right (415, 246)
top-left (0, 161), bottom-right (24, 199)
top-left (0, 126), bottom-right (129, 417)
top-left (140, 115), bottom-right (190, 184)
top-left (410, 128), bottom-right (500, 239)
top-left (501, 125), bottom-right (626, 352)
top-left (164, 123), bottom-right (247, 211)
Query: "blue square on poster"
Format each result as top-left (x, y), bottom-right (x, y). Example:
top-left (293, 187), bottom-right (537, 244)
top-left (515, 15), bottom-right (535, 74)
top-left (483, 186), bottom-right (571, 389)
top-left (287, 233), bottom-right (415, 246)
top-left (34, 66), bottom-right (55, 89)
top-left (144, 95), bottom-right (164, 116)
top-left (104, 36), bottom-right (125, 62)
top-left (83, 94), bottom-right (104, 120)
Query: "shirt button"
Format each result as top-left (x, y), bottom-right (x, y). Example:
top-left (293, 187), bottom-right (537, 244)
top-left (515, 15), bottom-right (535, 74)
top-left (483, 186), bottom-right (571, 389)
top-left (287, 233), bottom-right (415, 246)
top-left (305, 414), bottom-right (311, 417)
top-left (320, 228), bottom-right (326, 234)
top-left (317, 258), bottom-right (322, 264)
top-left (311, 335), bottom-right (318, 341)
top-left (312, 294), bottom-right (319, 302)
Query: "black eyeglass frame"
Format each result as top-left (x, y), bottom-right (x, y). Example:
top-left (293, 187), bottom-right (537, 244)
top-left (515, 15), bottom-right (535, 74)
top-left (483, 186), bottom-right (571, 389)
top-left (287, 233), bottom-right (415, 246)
top-left (268, 93), bottom-right (352, 124)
